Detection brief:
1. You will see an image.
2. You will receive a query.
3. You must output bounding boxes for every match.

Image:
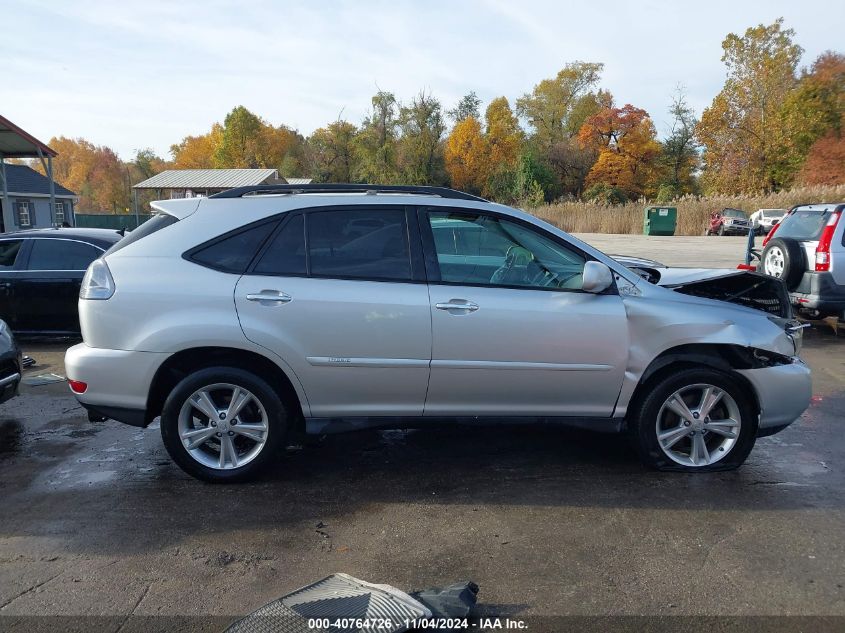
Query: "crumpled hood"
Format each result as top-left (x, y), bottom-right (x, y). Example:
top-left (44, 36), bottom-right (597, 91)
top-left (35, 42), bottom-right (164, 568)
top-left (654, 267), bottom-right (747, 287)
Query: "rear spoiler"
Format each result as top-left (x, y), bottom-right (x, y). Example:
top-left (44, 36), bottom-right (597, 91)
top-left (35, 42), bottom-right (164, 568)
top-left (149, 198), bottom-right (202, 220)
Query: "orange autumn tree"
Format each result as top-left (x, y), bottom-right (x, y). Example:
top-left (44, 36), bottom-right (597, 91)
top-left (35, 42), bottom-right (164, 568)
top-left (578, 102), bottom-right (661, 200)
top-left (37, 137), bottom-right (129, 212)
top-left (444, 116), bottom-right (489, 194)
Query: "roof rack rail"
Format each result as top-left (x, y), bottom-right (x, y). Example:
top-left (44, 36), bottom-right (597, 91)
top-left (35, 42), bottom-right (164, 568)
top-left (208, 183), bottom-right (488, 202)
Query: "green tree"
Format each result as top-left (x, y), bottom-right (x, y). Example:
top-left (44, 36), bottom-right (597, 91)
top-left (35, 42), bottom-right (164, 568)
top-left (697, 19), bottom-right (803, 192)
top-left (659, 87), bottom-right (700, 196)
top-left (309, 120), bottom-right (359, 182)
top-left (516, 62), bottom-right (605, 147)
top-left (214, 106), bottom-right (264, 168)
top-left (448, 91), bottom-right (482, 123)
top-left (516, 63), bottom-right (606, 197)
top-left (355, 90), bottom-right (400, 183)
top-left (397, 91), bottom-right (447, 185)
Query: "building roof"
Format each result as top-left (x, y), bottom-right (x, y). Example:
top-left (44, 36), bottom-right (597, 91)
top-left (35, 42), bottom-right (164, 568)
top-left (2, 164), bottom-right (76, 197)
top-left (133, 168), bottom-right (279, 190)
top-left (284, 177), bottom-right (313, 185)
top-left (0, 115), bottom-right (57, 158)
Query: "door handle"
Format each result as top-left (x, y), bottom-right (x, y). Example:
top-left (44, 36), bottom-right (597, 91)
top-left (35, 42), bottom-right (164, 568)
top-left (435, 300), bottom-right (479, 313)
top-left (246, 290), bottom-right (292, 305)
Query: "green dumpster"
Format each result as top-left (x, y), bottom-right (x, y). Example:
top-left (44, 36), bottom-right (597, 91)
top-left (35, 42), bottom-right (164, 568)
top-left (643, 206), bottom-right (677, 236)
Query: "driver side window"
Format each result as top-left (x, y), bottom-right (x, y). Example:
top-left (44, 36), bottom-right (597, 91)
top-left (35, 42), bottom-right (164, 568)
top-left (427, 211), bottom-right (586, 290)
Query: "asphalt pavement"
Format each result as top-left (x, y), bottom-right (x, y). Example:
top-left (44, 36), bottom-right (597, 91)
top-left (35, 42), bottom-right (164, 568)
top-left (0, 235), bottom-right (842, 632)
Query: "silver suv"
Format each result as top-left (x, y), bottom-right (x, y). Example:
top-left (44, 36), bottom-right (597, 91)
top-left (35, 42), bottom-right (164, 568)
top-left (65, 185), bottom-right (812, 482)
top-left (760, 203), bottom-right (845, 319)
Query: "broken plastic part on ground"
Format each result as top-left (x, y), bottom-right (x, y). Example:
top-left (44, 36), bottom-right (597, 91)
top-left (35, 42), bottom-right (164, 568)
top-left (225, 573), bottom-right (478, 633)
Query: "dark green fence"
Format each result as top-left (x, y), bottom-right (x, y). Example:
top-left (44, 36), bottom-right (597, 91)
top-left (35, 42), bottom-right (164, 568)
top-left (74, 214), bottom-right (153, 231)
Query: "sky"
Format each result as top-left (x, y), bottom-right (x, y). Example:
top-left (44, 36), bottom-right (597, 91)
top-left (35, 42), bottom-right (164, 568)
top-left (2, 0), bottom-right (843, 160)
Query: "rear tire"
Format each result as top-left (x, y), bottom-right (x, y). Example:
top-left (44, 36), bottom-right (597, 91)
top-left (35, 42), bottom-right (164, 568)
top-left (160, 367), bottom-right (287, 483)
top-left (629, 368), bottom-right (757, 472)
top-left (760, 237), bottom-right (805, 290)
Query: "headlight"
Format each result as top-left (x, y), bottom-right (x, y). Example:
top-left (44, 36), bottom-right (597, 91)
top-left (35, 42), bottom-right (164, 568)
top-left (80, 258), bottom-right (115, 300)
top-left (768, 316), bottom-right (807, 355)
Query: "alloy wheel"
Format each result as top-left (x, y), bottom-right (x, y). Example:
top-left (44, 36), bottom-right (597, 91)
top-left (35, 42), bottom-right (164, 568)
top-left (177, 383), bottom-right (269, 470)
top-left (655, 383), bottom-right (741, 467)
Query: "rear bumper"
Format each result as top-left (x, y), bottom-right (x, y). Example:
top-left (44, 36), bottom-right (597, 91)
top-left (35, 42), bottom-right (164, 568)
top-left (65, 343), bottom-right (168, 427)
top-left (789, 271), bottom-right (845, 314)
top-left (737, 358), bottom-right (812, 435)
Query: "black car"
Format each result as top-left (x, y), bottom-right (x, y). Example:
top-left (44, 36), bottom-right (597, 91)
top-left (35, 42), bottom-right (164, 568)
top-left (0, 228), bottom-right (123, 335)
top-left (0, 319), bottom-right (21, 403)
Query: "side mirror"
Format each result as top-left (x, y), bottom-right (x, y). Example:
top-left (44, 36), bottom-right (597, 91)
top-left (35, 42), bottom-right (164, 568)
top-left (582, 261), bottom-right (614, 294)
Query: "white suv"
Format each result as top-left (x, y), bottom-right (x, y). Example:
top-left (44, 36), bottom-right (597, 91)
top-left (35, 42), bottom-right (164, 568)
top-left (66, 185), bottom-right (811, 482)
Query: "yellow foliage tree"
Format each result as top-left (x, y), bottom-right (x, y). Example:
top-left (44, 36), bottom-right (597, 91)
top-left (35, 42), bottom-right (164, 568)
top-left (445, 116), bottom-right (489, 194)
top-left (484, 97), bottom-right (522, 169)
top-left (170, 124), bottom-right (223, 169)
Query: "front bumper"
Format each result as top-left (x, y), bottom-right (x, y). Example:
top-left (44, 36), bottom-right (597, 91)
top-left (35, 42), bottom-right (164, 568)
top-left (65, 343), bottom-right (169, 427)
top-left (737, 358), bottom-right (811, 436)
top-left (0, 337), bottom-right (22, 405)
top-left (789, 271), bottom-right (845, 315)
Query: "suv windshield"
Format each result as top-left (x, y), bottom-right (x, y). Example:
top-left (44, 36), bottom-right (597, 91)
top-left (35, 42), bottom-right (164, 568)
top-left (722, 209), bottom-right (746, 218)
top-left (774, 209), bottom-right (832, 241)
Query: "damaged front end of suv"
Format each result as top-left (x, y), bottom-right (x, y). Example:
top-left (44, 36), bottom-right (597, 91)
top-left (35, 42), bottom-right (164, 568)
top-left (611, 256), bottom-right (810, 443)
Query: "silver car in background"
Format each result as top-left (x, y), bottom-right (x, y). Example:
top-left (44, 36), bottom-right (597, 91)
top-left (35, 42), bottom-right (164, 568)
top-left (65, 185), bottom-right (811, 482)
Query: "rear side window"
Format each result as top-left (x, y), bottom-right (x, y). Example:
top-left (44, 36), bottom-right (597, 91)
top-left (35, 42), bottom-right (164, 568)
top-left (190, 221), bottom-right (277, 273)
top-left (253, 215), bottom-right (306, 275)
top-left (0, 241), bottom-right (23, 269)
top-left (105, 213), bottom-right (178, 255)
top-left (28, 239), bottom-right (102, 271)
top-left (307, 209), bottom-right (411, 280)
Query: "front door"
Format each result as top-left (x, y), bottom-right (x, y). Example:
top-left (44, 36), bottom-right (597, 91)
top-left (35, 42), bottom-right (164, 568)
top-left (235, 207), bottom-right (432, 418)
top-left (421, 209), bottom-right (628, 418)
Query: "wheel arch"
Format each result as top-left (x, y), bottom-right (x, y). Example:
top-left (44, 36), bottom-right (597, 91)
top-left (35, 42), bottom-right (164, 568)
top-left (146, 346), bottom-right (307, 432)
top-left (625, 344), bottom-right (761, 425)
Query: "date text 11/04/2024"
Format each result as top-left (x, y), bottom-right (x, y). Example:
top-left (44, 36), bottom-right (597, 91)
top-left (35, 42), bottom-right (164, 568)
top-left (306, 618), bottom-right (528, 629)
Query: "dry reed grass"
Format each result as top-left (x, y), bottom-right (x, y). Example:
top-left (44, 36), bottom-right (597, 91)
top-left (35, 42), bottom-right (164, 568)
top-left (528, 185), bottom-right (845, 235)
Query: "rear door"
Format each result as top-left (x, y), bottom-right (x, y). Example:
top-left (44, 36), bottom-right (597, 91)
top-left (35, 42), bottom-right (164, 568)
top-left (0, 239), bottom-right (25, 330)
top-left (235, 207), bottom-right (432, 418)
top-left (14, 238), bottom-right (104, 333)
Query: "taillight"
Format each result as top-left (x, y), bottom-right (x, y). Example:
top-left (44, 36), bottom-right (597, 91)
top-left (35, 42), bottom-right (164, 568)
top-left (762, 222), bottom-right (781, 246)
top-left (815, 211), bottom-right (840, 272)
top-left (68, 379), bottom-right (88, 394)
top-left (80, 258), bottom-right (115, 300)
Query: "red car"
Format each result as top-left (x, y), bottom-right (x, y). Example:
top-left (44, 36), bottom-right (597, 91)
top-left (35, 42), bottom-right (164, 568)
top-left (706, 208), bottom-right (753, 236)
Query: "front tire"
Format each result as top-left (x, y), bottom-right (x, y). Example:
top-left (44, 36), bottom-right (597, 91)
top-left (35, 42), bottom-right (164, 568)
top-left (160, 367), bottom-right (287, 483)
top-left (629, 368), bottom-right (757, 472)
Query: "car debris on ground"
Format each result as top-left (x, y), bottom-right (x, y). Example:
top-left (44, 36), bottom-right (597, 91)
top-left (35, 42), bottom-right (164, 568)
top-left (225, 574), bottom-right (479, 633)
